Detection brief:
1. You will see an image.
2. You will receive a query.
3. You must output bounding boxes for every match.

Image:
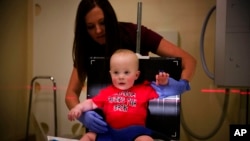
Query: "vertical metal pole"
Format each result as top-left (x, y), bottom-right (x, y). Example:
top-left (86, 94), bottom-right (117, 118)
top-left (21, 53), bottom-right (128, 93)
top-left (52, 78), bottom-right (58, 136)
top-left (136, 1), bottom-right (142, 54)
top-left (25, 77), bottom-right (36, 140)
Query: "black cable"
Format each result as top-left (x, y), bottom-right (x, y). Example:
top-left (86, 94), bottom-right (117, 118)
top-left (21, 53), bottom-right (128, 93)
top-left (199, 5), bottom-right (216, 80)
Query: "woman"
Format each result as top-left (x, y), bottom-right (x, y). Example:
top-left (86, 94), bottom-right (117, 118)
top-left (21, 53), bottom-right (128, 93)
top-left (65, 0), bottom-right (196, 135)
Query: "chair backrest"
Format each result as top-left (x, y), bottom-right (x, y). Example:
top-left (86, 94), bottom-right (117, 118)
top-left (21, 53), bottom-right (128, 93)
top-left (87, 57), bottom-right (182, 140)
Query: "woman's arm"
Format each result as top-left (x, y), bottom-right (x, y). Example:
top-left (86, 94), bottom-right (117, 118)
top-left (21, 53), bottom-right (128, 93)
top-left (156, 39), bottom-right (197, 81)
top-left (151, 39), bottom-right (195, 97)
top-left (65, 67), bottom-right (86, 110)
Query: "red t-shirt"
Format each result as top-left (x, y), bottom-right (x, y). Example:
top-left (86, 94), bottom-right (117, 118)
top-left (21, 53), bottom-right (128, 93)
top-left (92, 81), bottom-right (158, 129)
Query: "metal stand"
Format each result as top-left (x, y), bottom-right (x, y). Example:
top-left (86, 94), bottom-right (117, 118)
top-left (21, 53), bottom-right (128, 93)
top-left (25, 76), bottom-right (57, 140)
top-left (136, 1), bottom-right (142, 53)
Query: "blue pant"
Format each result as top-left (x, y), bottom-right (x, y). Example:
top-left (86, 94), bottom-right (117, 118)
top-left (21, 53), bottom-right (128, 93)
top-left (96, 125), bottom-right (152, 141)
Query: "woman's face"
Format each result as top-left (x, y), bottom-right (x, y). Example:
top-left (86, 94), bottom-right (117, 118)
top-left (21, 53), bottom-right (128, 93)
top-left (85, 6), bottom-right (106, 45)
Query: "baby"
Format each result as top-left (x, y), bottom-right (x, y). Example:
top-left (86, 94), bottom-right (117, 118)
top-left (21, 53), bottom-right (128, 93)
top-left (68, 49), bottom-right (168, 141)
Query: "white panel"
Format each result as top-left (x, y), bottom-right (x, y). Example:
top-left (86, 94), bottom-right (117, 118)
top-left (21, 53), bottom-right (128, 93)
top-left (150, 31), bottom-right (179, 57)
top-left (215, 0), bottom-right (250, 87)
top-left (157, 30), bottom-right (178, 45)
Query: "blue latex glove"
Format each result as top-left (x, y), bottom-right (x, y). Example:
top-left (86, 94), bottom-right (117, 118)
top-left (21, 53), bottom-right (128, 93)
top-left (78, 110), bottom-right (108, 133)
top-left (151, 77), bottom-right (190, 98)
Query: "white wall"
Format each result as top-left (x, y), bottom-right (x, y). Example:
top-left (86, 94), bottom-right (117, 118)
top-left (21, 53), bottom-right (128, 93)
top-left (32, 0), bottom-right (82, 137)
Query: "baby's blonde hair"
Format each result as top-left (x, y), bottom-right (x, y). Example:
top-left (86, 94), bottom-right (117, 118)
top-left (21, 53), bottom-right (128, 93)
top-left (110, 49), bottom-right (139, 69)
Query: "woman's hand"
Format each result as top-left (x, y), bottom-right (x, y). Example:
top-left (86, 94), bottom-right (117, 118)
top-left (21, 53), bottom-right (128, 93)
top-left (151, 77), bottom-right (190, 98)
top-left (78, 110), bottom-right (108, 133)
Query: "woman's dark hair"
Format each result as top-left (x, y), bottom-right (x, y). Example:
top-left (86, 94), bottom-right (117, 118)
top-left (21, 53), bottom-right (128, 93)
top-left (73, 0), bottom-right (120, 82)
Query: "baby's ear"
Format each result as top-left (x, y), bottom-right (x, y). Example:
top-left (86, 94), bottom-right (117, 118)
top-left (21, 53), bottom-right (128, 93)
top-left (135, 71), bottom-right (140, 79)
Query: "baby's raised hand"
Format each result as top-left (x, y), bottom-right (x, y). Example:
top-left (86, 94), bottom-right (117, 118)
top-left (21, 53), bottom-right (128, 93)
top-left (155, 71), bottom-right (169, 85)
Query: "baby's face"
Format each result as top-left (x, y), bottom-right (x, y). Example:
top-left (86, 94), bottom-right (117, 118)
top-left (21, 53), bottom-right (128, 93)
top-left (110, 55), bottom-right (139, 90)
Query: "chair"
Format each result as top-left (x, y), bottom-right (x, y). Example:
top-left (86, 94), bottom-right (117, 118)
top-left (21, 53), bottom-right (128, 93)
top-left (86, 57), bottom-right (182, 141)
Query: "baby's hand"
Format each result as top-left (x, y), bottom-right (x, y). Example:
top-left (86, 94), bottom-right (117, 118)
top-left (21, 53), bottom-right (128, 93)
top-left (68, 108), bottom-right (82, 121)
top-left (155, 71), bottom-right (169, 85)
